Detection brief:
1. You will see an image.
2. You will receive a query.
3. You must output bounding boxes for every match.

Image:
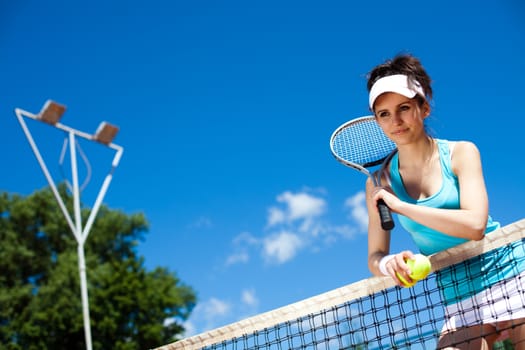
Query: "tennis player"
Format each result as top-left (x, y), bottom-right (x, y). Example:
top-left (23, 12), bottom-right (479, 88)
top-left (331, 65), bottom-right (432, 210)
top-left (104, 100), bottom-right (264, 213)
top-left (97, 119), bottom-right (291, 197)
top-left (365, 54), bottom-right (525, 349)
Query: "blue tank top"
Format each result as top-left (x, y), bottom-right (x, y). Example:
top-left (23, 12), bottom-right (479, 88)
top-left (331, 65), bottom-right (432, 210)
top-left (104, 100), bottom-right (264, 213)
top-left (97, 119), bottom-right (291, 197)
top-left (389, 139), bottom-right (500, 256)
top-left (388, 140), bottom-right (525, 306)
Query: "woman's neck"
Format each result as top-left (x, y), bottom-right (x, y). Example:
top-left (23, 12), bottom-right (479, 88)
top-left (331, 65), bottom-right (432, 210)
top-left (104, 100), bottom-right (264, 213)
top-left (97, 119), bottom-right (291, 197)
top-left (397, 137), bottom-right (436, 168)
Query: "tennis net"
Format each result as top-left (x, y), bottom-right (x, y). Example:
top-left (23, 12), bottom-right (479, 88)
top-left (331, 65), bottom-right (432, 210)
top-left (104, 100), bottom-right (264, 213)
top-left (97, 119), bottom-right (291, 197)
top-left (155, 219), bottom-right (525, 350)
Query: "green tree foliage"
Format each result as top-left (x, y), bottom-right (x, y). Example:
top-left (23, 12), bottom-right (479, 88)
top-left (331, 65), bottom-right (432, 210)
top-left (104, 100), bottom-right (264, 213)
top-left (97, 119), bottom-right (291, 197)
top-left (0, 186), bottom-right (196, 350)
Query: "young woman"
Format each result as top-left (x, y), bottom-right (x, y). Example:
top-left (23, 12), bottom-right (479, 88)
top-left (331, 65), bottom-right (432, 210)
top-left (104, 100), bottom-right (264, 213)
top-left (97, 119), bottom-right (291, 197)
top-left (365, 54), bottom-right (525, 349)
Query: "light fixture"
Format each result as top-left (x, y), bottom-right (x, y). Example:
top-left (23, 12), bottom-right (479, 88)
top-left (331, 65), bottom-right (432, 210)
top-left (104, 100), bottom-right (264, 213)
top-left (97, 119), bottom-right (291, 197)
top-left (38, 100), bottom-right (66, 125)
top-left (93, 122), bottom-right (119, 145)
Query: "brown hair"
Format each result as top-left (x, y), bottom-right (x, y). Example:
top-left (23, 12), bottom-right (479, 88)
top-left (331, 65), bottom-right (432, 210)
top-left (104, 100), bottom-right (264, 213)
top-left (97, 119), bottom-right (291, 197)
top-left (367, 54), bottom-right (433, 104)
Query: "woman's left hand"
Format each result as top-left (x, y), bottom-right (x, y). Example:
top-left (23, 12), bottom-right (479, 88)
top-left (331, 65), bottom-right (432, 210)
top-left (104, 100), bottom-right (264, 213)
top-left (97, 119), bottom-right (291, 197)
top-left (372, 187), bottom-right (401, 214)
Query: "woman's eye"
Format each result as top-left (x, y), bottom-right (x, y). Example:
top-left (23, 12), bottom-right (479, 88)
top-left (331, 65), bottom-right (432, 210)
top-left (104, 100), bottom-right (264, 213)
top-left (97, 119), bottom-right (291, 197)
top-left (377, 111), bottom-right (390, 118)
top-left (399, 105), bottom-right (410, 111)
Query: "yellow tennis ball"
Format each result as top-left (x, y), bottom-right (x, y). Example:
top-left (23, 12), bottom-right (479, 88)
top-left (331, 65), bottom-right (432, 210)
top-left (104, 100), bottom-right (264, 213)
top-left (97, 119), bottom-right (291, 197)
top-left (395, 254), bottom-right (431, 288)
top-left (395, 272), bottom-right (417, 288)
top-left (407, 254), bottom-right (432, 280)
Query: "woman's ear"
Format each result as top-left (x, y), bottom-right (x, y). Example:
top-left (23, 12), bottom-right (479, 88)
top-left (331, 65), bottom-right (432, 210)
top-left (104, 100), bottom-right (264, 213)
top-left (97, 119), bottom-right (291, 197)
top-left (422, 101), bottom-right (431, 118)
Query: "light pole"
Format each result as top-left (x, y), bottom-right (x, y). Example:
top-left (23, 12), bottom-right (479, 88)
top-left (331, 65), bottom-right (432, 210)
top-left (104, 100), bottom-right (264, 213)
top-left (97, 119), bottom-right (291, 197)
top-left (15, 100), bottom-right (124, 350)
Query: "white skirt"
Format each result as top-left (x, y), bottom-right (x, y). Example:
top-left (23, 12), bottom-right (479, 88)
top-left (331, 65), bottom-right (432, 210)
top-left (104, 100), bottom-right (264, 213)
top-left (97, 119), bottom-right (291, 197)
top-left (442, 270), bottom-right (525, 331)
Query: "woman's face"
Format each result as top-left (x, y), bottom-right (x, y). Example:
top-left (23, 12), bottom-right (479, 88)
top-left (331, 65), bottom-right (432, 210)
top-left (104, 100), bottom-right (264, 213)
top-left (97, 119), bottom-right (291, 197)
top-left (373, 92), bottom-right (429, 145)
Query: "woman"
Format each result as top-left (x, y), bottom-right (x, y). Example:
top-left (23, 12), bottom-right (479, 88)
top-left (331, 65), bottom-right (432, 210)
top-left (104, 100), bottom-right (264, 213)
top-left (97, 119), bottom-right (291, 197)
top-left (365, 54), bottom-right (525, 349)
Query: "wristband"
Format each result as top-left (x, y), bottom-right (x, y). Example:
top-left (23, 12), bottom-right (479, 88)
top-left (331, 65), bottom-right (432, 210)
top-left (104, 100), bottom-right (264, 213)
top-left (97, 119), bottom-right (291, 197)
top-left (379, 254), bottom-right (396, 276)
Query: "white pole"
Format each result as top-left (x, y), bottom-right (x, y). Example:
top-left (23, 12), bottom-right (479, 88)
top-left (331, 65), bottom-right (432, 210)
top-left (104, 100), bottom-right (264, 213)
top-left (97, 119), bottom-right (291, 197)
top-left (78, 242), bottom-right (92, 350)
top-left (81, 145), bottom-right (123, 242)
top-left (15, 105), bottom-right (123, 350)
top-left (69, 132), bottom-right (93, 350)
top-left (15, 110), bottom-right (77, 237)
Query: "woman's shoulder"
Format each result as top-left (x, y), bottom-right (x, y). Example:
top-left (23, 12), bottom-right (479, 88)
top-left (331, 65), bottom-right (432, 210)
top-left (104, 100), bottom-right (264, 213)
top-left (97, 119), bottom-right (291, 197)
top-left (445, 140), bottom-right (482, 174)
top-left (435, 139), bottom-right (479, 156)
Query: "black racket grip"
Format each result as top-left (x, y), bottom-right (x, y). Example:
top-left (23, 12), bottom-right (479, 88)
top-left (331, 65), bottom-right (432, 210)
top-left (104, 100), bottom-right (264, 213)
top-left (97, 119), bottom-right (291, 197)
top-left (377, 199), bottom-right (395, 230)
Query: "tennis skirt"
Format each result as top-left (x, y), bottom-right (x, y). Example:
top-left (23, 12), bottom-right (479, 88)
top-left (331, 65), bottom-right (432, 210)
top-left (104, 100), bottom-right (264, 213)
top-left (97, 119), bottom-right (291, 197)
top-left (437, 238), bottom-right (525, 331)
top-left (442, 269), bottom-right (525, 330)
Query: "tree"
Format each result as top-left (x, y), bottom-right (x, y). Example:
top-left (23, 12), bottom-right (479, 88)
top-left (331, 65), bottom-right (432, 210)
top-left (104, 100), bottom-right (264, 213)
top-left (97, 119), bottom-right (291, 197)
top-left (0, 186), bottom-right (196, 350)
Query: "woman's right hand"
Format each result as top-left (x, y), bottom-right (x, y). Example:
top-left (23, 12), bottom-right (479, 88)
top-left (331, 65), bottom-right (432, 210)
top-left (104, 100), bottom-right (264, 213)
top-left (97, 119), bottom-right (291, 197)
top-left (383, 251), bottom-right (416, 287)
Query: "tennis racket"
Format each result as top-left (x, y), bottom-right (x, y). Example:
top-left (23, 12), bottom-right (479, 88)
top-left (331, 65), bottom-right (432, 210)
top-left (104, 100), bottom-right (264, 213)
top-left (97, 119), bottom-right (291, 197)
top-left (330, 115), bottom-right (397, 230)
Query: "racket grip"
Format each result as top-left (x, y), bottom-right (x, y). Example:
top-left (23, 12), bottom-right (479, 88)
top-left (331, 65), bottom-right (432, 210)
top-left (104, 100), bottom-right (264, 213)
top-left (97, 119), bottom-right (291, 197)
top-left (377, 199), bottom-right (395, 230)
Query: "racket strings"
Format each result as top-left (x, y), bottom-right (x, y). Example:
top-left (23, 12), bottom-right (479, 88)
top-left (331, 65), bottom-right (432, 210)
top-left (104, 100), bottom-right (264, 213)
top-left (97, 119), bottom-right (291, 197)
top-left (331, 118), bottom-right (396, 167)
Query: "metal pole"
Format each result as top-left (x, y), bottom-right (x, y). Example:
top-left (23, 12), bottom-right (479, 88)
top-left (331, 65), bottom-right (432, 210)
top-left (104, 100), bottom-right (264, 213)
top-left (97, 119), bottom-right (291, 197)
top-left (15, 105), bottom-right (123, 350)
top-left (15, 110), bottom-right (77, 237)
top-left (69, 132), bottom-right (93, 350)
top-left (78, 242), bottom-right (92, 350)
top-left (81, 145), bottom-right (123, 241)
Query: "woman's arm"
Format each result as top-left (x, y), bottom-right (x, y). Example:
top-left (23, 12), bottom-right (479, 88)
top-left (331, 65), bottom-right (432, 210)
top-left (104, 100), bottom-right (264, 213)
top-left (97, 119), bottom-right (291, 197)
top-left (366, 177), bottom-right (415, 285)
top-left (366, 177), bottom-right (392, 276)
top-left (374, 141), bottom-right (489, 241)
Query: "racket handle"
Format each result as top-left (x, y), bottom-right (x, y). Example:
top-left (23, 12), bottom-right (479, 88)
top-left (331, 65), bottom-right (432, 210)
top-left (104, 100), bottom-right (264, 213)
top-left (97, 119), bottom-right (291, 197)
top-left (377, 199), bottom-right (395, 230)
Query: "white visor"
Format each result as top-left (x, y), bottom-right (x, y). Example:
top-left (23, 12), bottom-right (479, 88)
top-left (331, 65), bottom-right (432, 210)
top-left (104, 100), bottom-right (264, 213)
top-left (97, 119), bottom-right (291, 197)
top-left (369, 74), bottom-right (425, 110)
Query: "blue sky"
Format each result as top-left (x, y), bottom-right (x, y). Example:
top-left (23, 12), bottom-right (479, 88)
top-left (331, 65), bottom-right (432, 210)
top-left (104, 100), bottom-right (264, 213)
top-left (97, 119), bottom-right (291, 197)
top-left (2, 0), bottom-right (525, 340)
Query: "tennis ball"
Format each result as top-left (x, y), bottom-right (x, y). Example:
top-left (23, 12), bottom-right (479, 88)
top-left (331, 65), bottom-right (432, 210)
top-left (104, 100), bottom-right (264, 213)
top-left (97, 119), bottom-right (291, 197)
top-left (395, 272), bottom-right (417, 288)
top-left (407, 254), bottom-right (432, 280)
top-left (395, 254), bottom-right (431, 288)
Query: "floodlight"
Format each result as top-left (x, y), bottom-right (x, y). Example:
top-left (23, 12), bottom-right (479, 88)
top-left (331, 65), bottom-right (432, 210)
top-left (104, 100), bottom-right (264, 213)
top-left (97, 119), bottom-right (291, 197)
top-left (38, 100), bottom-right (66, 125)
top-left (15, 99), bottom-right (124, 350)
top-left (93, 122), bottom-right (119, 145)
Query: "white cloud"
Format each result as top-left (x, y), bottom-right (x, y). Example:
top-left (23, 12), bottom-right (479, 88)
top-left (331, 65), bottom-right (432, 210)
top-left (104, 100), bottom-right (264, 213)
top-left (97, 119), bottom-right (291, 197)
top-left (225, 232), bottom-right (259, 267)
top-left (183, 290), bottom-right (262, 337)
top-left (263, 231), bottom-right (303, 264)
top-left (232, 231), bottom-right (259, 246)
top-left (330, 224), bottom-right (359, 240)
top-left (241, 288), bottom-right (259, 307)
top-left (181, 320), bottom-right (196, 337)
top-left (274, 191), bottom-right (326, 223)
top-left (344, 191), bottom-right (368, 231)
top-left (225, 252), bottom-right (249, 266)
top-left (183, 297), bottom-right (232, 337)
top-left (203, 297), bottom-right (230, 317)
top-left (225, 189), bottom-right (366, 268)
top-left (267, 207), bottom-right (286, 226)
